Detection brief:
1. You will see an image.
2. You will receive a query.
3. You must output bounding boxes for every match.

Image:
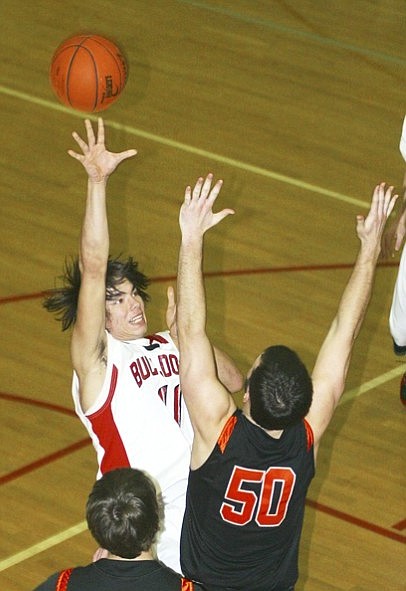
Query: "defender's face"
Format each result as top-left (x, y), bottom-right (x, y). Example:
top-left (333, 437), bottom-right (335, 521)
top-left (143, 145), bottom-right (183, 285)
top-left (105, 279), bottom-right (147, 341)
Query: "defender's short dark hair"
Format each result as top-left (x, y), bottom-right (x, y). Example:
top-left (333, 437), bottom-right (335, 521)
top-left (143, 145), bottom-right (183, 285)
top-left (43, 255), bottom-right (150, 330)
top-left (86, 468), bottom-right (160, 559)
top-left (247, 345), bottom-right (313, 430)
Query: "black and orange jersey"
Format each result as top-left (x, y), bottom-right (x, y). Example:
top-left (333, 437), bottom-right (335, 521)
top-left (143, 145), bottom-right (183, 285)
top-left (33, 559), bottom-right (205, 591)
top-left (181, 409), bottom-right (315, 591)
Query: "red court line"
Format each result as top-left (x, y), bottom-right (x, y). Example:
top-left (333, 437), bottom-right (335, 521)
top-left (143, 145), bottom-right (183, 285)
top-left (0, 391), bottom-right (76, 417)
top-left (152, 260), bottom-right (400, 283)
top-left (0, 391), bottom-right (90, 485)
top-left (305, 499), bottom-right (406, 544)
top-left (0, 291), bottom-right (49, 305)
top-left (1, 431), bottom-right (403, 544)
top-left (0, 438), bottom-right (91, 485)
top-left (2, 391), bottom-right (404, 545)
top-left (0, 260), bottom-right (403, 544)
top-left (0, 261), bottom-right (400, 304)
top-left (392, 518), bottom-right (406, 531)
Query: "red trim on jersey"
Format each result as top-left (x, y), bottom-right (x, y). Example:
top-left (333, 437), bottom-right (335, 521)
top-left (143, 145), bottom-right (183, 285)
top-left (181, 578), bottom-right (194, 590)
top-left (56, 568), bottom-right (72, 591)
top-left (303, 419), bottom-right (314, 452)
top-left (218, 415), bottom-right (238, 453)
top-left (87, 365), bottom-right (131, 474)
top-left (147, 333), bottom-right (169, 344)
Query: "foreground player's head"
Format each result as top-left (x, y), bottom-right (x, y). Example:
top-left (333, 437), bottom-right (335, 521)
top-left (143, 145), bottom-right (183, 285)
top-left (244, 345), bottom-right (313, 431)
top-left (86, 468), bottom-right (159, 559)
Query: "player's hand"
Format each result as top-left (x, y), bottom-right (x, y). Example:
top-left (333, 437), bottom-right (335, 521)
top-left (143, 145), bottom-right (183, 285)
top-left (356, 183), bottom-right (398, 255)
top-left (180, 173), bottom-right (234, 242)
top-left (68, 118), bottom-right (137, 182)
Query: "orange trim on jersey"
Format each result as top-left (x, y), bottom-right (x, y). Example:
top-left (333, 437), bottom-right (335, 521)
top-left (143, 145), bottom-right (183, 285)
top-left (303, 419), bottom-right (314, 452)
top-left (218, 414), bottom-right (238, 453)
top-left (56, 568), bottom-right (73, 591)
top-left (181, 578), bottom-right (194, 590)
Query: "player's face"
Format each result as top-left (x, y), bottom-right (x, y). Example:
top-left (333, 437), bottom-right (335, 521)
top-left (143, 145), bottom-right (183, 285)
top-left (105, 279), bottom-right (147, 340)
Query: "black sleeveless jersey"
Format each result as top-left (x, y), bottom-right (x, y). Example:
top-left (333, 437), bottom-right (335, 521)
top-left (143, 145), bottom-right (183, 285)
top-left (33, 559), bottom-right (204, 591)
top-left (180, 409), bottom-right (315, 591)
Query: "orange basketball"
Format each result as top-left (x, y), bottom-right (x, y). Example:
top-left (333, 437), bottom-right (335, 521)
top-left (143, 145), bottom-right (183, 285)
top-left (49, 34), bottom-right (128, 113)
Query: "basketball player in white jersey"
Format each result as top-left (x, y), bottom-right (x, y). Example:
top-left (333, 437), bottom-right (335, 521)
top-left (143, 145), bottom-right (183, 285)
top-left (382, 115), bottom-right (406, 404)
top-left (44, 118), bottom-right (243, 573)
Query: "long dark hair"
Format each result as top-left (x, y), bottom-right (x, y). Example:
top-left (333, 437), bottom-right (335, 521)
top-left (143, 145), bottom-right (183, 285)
top-left (43, 255), bottom-right (150, 330)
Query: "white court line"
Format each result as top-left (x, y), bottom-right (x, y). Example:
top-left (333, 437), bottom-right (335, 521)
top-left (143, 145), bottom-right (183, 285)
top-left (339, 363), bottom-right (406, 405)
top-left (0, 364), bottom-right (403, 573)
top-left (0, 521), bottom-right (87, 572)
top-left (0, 83), bottom-right (396, 572)
top-left (0, 83), bottom-right (370, 209)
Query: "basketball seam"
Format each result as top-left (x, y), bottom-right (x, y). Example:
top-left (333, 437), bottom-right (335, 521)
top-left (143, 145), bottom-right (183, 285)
top-left (51, 35), bottom-right (126, 112)
top-left (89, 37), bottom-right (127, 91)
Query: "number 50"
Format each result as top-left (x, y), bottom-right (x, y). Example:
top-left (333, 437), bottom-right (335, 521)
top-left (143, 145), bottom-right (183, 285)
top-left (220, 465), bottom-right (296, 527)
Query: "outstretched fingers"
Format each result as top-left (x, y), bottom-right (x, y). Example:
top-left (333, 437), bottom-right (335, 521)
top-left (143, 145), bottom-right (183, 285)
top-left (85, 118), bottom-right (97, 147)
top-left (357, 183), bottom-right (398, 241)
top-left (96, 117), bottom-right (104, 145)
top-left (189, 173), bottom-right (224, 208)
top-left (70, 130), bottom-right (89, 156)
top-left (116, 148), bottom-right (138, 164)
top-left (374, 182), bottom-right (398, 219)
top-left (67, 118), bottom-right (137, 177)
top-left (69, 118), bottom-right (103, 156)
top-left (180, 173), bottom-right (235, 236)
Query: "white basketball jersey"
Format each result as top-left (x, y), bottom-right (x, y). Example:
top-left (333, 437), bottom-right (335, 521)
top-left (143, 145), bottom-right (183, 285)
top-left (72, 330), bottom-right (193, 573)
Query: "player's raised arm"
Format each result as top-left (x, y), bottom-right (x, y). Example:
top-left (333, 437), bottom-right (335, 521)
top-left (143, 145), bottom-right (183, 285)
top-left (177, 174), bottom-right (236, 465)
top-left (69, 118), bottom-right (137, 411)
top-left (307, 183), bottom-right (398, 454)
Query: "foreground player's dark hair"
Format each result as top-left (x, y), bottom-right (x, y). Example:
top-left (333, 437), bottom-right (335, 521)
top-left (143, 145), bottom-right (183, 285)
top-left (86, 468), bottom-right (160, 559)
top-left (247, 345), bottom-right (313, 430)
top-left (43, 255), bottom-right (150, 330)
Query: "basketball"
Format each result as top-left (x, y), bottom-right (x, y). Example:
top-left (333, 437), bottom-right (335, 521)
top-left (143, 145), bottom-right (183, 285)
top-left (49, 34), bottom-right (128, 112)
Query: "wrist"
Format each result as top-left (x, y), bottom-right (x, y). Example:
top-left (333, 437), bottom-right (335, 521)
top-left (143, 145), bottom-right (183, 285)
top-left (88, 176), bottom-right (108, 186)
top-left (181, 233), bottom-right (204, 248)
top-left (358, 242), bottom-right (381, 265)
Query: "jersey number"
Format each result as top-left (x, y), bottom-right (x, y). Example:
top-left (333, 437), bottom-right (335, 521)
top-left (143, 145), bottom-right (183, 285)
top-left (157, 384), bottom-right (182, 426)
top-left (220, 465), bottom-right (296, 527)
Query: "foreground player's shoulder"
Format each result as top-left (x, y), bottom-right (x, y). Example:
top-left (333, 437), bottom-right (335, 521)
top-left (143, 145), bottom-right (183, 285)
top-left (32, 569), bottom-right (68, 591)
top-left (182, 578), bottom-right (206, 590)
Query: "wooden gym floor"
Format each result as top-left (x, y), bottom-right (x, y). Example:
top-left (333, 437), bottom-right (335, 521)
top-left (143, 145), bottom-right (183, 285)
top-left (0, 1), bottom-right (405, 589)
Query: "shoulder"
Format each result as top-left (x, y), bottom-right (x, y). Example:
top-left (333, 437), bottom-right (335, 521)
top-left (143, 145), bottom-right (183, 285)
top-left (148, 562), bottom-right (198, 588)
top-left (183, 579), bottom-right (205, 590)
top-left (32, 570), bottom-right (67, 591)
top-left (147, 331), bottom-right (178, 347)
top-left (281, 419), bottom-right (314, 448)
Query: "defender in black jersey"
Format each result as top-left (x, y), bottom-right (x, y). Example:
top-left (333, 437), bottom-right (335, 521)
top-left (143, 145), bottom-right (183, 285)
top-left (33, 468), bottom-right (204, 591)
top-left (176, 175), bottom-right (397, 590)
